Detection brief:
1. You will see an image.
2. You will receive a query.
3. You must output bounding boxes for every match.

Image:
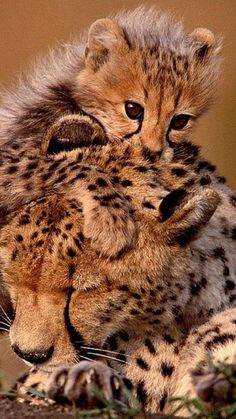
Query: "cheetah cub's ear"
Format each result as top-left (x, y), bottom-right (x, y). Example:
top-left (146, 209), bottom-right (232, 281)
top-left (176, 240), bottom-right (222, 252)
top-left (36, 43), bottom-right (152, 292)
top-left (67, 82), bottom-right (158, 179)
top-left (159, 188), bottom-right (220, 245)
top-left (85, 18), bottom-right (128, 71)
top-left (190, 27), bottom-right (222, 60)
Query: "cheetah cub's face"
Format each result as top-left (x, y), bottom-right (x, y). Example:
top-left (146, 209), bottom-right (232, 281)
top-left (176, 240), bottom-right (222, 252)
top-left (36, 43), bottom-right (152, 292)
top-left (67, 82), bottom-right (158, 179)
top-left (77, 10), bottom-right (221, 151)
top-left (0, 185), bottom-right (219, 371)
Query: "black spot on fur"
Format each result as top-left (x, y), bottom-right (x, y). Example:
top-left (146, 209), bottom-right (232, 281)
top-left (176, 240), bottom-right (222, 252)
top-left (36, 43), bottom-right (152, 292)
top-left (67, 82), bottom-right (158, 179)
top-left (145, 338), bottom-right (156, 354)
top-left (176, 225), bottom-right (199, 247)
top-left (142, 147), bottom-right (160, 163)
top-left (121, 179), bottom-right (133, 187)
top-left (231, 228), bottom-right (236, 240)
top-left (136, 165), bottom-right (147, 173)
top-left (230, 196), bottom-right (236, 207)
top-left (200, 175), bottom-right (212, 186)
top-left (67, 247), bottom-right (76, 258)
top-left (7, 165), bottom-right (18, 174)
top-left (205, 333), bottom-right (236, 351)
top-left (223, 266), bottom-right (230, 277)
top-left (136, 381), bottom-right (147, 406)
top-left (159, 391), bottom-right (168, 411)
top-left (87, 184), bottom-right (96, 191)
top-left (11, 249), bottom-right (18, 261)
top-left (143, 201), bottom-right (156, 209)
top-left (96, 178), bottom-right (108, 187)
top-left (118, 285), bottom-right (129, 292)
top-left (73, 238), bottom-right (82, 250)
top-left (197, 161), bottom-right (216, 172)
top-left (36, 239), bottom-right (44, 247)
top-left (123, 378), bottom-right (133, 390)
top-left (217, 176), bottom-right (226, 184)
top-left (163, 334), bottom-right (175, 344)
top-left (68, 264), bottom-right (76, 279)
top-left (65, 223), bottom-right (73, 231)
top-left (213, 247), bottom-right (227, 262)
top-left (171, 167), bottom-right (187, 177)
top-left (225, 280), bottom-right (235, 291)
top-left (15, 234), bottom-right (23, 242)
top-left (161, 362), bottom-right (175, 377)
top-left (19, 214), bottom-right (31, 226)
top-left (136, 358), bottom-right (149, 370)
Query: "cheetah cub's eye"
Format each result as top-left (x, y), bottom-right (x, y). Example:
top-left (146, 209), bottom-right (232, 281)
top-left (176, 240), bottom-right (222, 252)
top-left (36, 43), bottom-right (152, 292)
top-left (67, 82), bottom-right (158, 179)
top-left (125, 101), bottom-right (144, 120)
top-left (170, 114), bottom-right (191, 130)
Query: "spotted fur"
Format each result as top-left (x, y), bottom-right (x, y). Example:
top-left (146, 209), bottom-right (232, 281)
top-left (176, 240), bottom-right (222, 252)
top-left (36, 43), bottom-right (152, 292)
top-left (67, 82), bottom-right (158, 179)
top-left (0, 115), bottom-right (236, 416)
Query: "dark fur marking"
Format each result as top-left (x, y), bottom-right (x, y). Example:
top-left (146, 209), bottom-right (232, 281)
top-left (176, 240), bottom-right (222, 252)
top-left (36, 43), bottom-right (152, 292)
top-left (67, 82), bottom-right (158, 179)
top-left (136, 381), bottom-right (147, 406)
top-left (163, 334), bottom-right (175, 344)
top-left (161, 362), bottom-right (174, 377)
top-left (68, 263), bottom-right (76, 279)
top-left (159, 390), bottom-right (168, 411)
top-left (15, 234), bottom-right (23, 242)
top-left (96, 178), bottom-right (108, 187)
top-left (171, 167), bottom-right (187, 177)
top-left (225, 279), bottom-right (235, 291)
top-left (143, 201), bottom-right (156, 209)
top-left (67, 247), bottom-right (77, 258)
top-left (200, 175), bottom-right (212, 186)
top-left (176, 225), bottom-right (199, 247)
top-left (136, 357), bottom-right (149, 370)
top-left (205, 333), bottom-right (236, 351)
top-left (145, 338), bottom-right (156, 354)
top-left (64, 288), bottom-right (83, 352)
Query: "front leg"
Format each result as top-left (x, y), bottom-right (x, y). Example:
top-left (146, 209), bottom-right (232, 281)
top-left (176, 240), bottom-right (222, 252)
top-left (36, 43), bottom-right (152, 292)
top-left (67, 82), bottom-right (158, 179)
top-left (0, 151), bottom-right (136, 258)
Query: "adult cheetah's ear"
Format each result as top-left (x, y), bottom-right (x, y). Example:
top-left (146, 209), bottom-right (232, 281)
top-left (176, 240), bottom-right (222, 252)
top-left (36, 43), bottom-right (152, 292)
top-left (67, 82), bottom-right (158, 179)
top-left (190, 27), bottom-right (222, 60)
top-left (159, 189), bottom-right (220, 246)
top-left (41, 114), bottom-right (108, 155)
top-left (85, 18), bottom-right (128, 71)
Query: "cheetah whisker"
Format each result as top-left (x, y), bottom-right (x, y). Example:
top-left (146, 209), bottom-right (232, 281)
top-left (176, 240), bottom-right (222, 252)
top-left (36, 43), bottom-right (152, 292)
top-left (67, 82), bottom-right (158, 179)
top-left (0, 320), bottom-right (11, 328)
top-left (0, 305), bottom-right (12, 324)
top-left (86, 351), bottom-right (131, 366)
top-left (80, 354), bottom-right (119, 375)
top-left (0, 327), bottom-right (10, 333)
top-left (80, 354), bottom-right (96, 363)
top-left (81, 345), bottom-right (134, 359)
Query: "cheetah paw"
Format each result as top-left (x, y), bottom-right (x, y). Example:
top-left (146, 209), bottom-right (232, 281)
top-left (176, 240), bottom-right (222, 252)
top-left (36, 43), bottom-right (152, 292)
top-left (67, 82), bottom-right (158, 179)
top-left (84, 197), bottom-right (137, 259)
top-left (46, 361), bottom-right (125, 407)
top-left (192, 364), bottom-right (236, 407)
top-left (16, 368), bottom-right (49, 405)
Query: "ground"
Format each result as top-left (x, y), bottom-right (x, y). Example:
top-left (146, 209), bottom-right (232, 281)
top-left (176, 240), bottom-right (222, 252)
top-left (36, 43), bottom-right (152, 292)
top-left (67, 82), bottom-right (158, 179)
top-left (0, 398), bottom-right (72, 419)
top-left (0, 397), bottom-right (169, 418)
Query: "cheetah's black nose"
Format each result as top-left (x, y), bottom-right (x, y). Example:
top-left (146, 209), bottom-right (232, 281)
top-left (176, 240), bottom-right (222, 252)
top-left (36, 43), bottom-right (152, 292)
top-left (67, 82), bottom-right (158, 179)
top-left (11, 344), bottom-right (54, 364)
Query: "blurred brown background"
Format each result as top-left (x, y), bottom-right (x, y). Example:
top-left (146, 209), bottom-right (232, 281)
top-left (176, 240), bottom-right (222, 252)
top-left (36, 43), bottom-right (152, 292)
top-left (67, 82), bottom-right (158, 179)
top-left (0, 0), bottom-right (236, 386)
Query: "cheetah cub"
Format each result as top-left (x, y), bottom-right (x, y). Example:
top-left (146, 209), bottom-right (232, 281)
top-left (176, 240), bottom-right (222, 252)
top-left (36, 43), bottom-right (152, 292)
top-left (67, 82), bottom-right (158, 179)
top-left (0, 7), bottom-right (222, 258)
